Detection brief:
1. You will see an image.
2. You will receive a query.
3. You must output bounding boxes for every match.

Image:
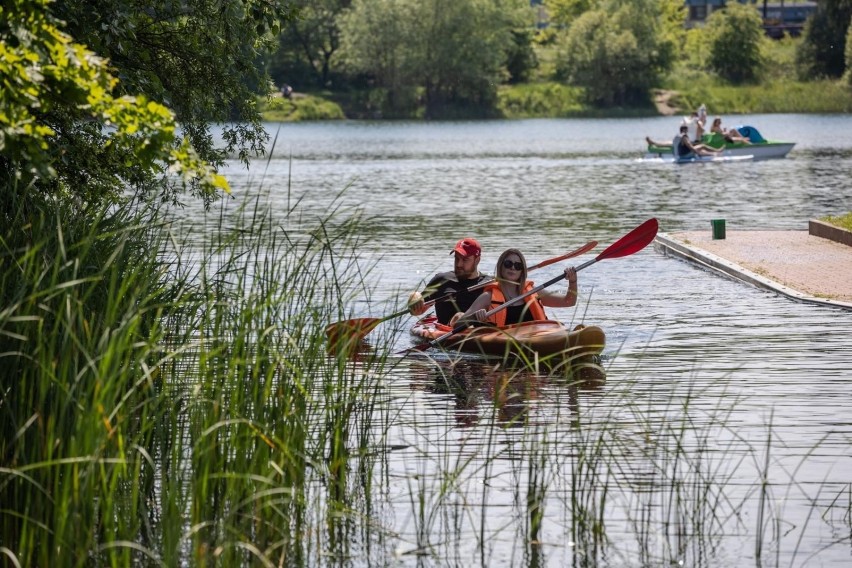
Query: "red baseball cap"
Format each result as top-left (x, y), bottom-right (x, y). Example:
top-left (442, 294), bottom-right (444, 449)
top-left (451, 238), bottom-right (481, 258)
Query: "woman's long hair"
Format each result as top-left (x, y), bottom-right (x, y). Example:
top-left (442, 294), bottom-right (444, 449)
top-left (494, 248), bottom-right (528, 294)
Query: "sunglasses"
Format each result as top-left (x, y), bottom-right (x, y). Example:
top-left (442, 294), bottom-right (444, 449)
top-left (502, 259), bottom-right (523, 271)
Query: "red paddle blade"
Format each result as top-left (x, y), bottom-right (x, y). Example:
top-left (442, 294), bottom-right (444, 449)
top-left (325, 317), bottom-right (381, 343)
top-left (595, 218), bottom-right (658, 261)
top-left (529, 240), bottom-right (598, 270)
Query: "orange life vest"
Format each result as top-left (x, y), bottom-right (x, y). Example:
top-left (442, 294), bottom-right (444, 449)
top-left (485, 281), bottom-right (547, 326)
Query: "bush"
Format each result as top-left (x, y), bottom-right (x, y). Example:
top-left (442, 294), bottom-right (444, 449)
top-left (556, 0), bottom-right (674, 106)
top-left (796, 0), bottom-right (852, 80)
top-left (705, 3), bottom-right (766, 84)
top-left (497, 82), bottom-right (586, 117)
top-left (261, 94), bottom-right (346, 121)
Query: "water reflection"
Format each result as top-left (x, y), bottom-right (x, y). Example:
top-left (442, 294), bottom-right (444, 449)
top-left (406, 358), bottom-right (606, 428)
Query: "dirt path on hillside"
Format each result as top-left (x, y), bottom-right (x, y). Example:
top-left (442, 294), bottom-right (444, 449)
top-left (652, 89), bottom-right (679, 116)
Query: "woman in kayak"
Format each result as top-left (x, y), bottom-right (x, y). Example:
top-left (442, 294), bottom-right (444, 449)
top-left (450, 248), bottom-right (578, 326)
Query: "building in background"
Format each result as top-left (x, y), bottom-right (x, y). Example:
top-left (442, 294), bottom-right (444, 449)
top-left (528, 1), bottom-right (817, 38)
top-left (685, 0), bottom-right (817, 38)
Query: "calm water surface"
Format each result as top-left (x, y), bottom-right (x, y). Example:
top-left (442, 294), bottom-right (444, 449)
top-left (207, 115), bottom-right (852, 566)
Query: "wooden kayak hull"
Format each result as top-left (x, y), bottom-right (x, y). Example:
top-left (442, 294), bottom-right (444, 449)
top-left (410, 316), bottom-right (605, 362)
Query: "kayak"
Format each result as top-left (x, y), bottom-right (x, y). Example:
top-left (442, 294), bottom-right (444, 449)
top-left (410, 316), bottom-right (605, 364)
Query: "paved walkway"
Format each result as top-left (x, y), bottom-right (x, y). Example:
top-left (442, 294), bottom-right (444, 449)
top-left (654, 230), bottom-right (852, 310)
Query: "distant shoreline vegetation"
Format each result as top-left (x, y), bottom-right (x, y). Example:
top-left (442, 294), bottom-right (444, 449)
top-left (260, 79), bottom-right (852, 122)
top-left (263, 0), bottom-right (852, 122)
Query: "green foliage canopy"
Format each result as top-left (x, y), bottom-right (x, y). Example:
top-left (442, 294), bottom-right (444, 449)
top-left (506, 29), bottom-right (539, 84)
top-left (340, 0), bottom-right (417, 115)
top-left (658, 0), bottom-right (688, 55)
top-left (796, 0), bottom-right (852, 79)
top-left (544, 0), bottom-right (593, 26)
top-left (1, 0), bottom-right (229, 211)
top-left (340, 0), bottom-right (531, 118)
top-left (557, 0), bottom-right (675, 106)
top-left (271, 0), bottom-right (350, 90)
top-left (51, 0), bottom-right (296, 172)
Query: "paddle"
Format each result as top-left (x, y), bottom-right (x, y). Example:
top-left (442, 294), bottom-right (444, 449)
top-left (325, 241), bottom-right (598, 345)
top-left (467, 240), bottom-right (597, 293)
top-left (409, 218), bottom-right (658, 353)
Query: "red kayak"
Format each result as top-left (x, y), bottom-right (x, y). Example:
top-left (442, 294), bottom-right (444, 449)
top-left (410, 316), bottom-right (605, 364)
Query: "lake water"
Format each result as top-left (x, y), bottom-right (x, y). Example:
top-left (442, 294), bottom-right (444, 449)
top-left (208, 115), bottom-right (852, 566)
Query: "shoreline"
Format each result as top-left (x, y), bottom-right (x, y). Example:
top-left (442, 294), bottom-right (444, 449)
top-left (654, 228), bottom-right (852, 310)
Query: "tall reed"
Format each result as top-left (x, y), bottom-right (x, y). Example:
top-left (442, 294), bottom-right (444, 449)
top-left (2, 187), bottom-right (846, 566)
top-left (0, 186), bottom-right (395, 566)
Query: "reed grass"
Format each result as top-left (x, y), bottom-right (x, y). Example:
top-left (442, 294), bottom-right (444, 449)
top-left (2, 182), bottom-right (847, 566)
top-left (664, 78), bottom-right (852, 115)
top-left (0, 184), bottom-right (395, 566)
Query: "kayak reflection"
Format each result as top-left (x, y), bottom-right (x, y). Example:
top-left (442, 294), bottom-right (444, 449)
top-left (409, 358), bottom-right (606, 428)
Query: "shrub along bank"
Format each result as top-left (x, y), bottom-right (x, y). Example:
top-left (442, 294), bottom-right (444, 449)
top-left (259, 79), bottom-right (852, 121)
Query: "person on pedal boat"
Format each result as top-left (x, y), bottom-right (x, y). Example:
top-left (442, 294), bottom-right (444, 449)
top-left (673, 124), bottom-right (719, 159)
top-left (710, 117), bottom-right (751, 144)
top-left (408, 237), bottom-right (491, 325)
top-left (450, 248), bottom-right (578, 327)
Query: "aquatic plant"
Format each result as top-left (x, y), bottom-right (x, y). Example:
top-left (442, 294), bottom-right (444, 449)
top-left (0, 187), bottom-right (395, 565)
top-left (2, 186), bottom-right (848, 566)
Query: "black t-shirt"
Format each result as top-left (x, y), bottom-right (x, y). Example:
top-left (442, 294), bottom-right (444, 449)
top-left (503, 303), bottom-right (535, 325)
top-left (422, 271), bottom-right (491, 325)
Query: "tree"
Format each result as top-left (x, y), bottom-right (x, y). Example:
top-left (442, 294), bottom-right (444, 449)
top-left (412, 0), bottom-right (526, 118)
top-left (506, 29), bottom-right (539, 84)
top-left (846, 20), bottom-right (852, 84)
top-left (544, 0), bottom-right (593, 26)
top-left (1, 0), bottom-right (229, 216)
top-left (705, 2), bottom-right (765, 84)
top-left (340, 0), bottom-right (419, 116)
top-left (557, 0), bottom-right (675, 106)
top-left (796, 0), bottom-right (852, 79)
top-left (658, 0), bottom-right (688, 55)
top-left (271, 0), bottom-right (350, 90)
top-left (49, 0), bottom-right (296, 186)
top-left (341, 0), bottom-right (529, 118)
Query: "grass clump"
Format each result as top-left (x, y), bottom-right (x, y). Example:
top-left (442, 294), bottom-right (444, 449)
top-left (0, 185), bottom-right (394, 566)
top-left (2, 179), bottom-right (848, 566)
top-left (821, 212), bottom-right (852, 231)
top-left (667, 78), bottom-right (852, 114)
top-left (497, 82), bottom-right (586, 118)
top-left (260, 93), bottom-right (346, 121)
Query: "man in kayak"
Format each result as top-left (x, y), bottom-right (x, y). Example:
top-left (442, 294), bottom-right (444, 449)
top-left (450, 248), bottom-right (577, 326)
top-left (408, 238), bottom-right (491, 325)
